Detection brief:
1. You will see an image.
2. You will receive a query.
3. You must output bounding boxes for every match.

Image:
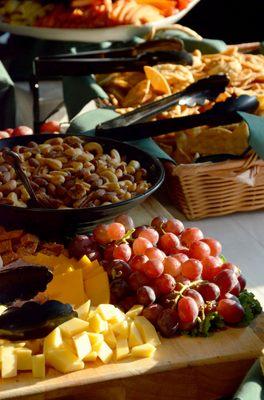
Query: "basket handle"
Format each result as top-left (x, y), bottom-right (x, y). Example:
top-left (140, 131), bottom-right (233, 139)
top-left (147, 24), bottom-right (203, 41)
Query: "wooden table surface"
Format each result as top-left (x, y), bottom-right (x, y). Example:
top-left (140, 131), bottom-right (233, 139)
top-left (1, 197), bottom-right (263, 400)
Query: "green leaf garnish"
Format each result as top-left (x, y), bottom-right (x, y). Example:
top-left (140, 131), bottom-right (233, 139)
top-left (238, 290), bottom-right (262, 326)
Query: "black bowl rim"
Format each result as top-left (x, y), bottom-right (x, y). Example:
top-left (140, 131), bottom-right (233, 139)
top-left (0, 134), bottom-right (165, 214)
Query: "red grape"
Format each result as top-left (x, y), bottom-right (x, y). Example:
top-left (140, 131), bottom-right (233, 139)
top-left (189, 241), bottom-right (210, 261)
top-left (107, 223), bottom-right (125, 240)
top-left (114, 215), bottom-right (134, 231)
top-left (217, 299), bottom-right (244, 324)
top-left (87, 250), bottom-right (101, 261)
top-left (0, 131), bottom-right (10, 139)
top-left (159, 232), bottom-right (180, 255)
top-left (104, 243), bottom-right (116, 261)
top-left (113, 243), bottom-right (132, 262)
top-left (143, 259), bottom-right (164, 279)
top-left (139, 228), bottom-right (159, 245)
top-left (137, 286), bottom-right (156, 305)
top-left (180, 227), bottom-right (204, 248)
top-left (219, 293), bottom-right (239, 302)
top-left (119, 296), bottom-right (137, 312)
top-left (214, 270), bottom-right (238, 294)
top-left (178, 320), bottom-right (196, 331)
top-left (221, 262), bottom-right (240, 276)
top-left (184, 289), bottom-right (204, 308)
top-left (143, 304), bottom-right (163, 325)
top-left (132, 225), bottom-right (148, 239)
top-left (238, 274), bottom-right (246, 291)
top-left (197, 282), bottom-right (220, 301)
top-left (201, 237), bottom-right (222, 257)
top-left (13, 126), bottom-right (33, 136)
top-left (178, 296), bottom-right (199, 323)
top-left (128, 271), bottom-right (149, 291)
top-left (181, 259), bottom-right (203, 280)
top-left (230, 281), bottom-right (241, 297)
top-left (163, 256), bottom-right (182, 277)
top-left (133, 237), bottom-right (152, 255)
top-left (172, 253), bottom-right (189, 264)
top-left (93, 224), bottom-right (111, 245)
top-left (202, 256), bottom-right (222, 281)
top-left (130, 255), bottom-right (148, 272)
top-left (110, 259), bottom-right (132, 280)
top-left (157, 308), bottom-right (179, 337)
top-left (163, 218), bottom-right (184, 236)
top-left (40, 120), bottom-right (60, 133)
top-left (145, 247), bottom-right (165, 261)
top-left (110, 279), bottom-right (129, 300)
top-left (154, 274), bottom-right (176, 295)
top-left (159, 291), bottom-right (177, 308)
top-left (151, 216), bottom-right (167, 233)
top-left (68, 235), bottom-right (95, 259)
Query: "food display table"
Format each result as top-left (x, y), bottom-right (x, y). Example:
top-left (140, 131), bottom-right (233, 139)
top-left (0, 197), bottom-right (263, 400)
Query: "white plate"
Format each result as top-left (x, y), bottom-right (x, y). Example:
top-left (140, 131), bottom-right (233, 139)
top-left (0, 0), bottom-right (200, 43)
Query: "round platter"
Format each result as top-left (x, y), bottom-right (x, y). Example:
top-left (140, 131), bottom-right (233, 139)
top-left (0, 0), bottom-right (200, 43)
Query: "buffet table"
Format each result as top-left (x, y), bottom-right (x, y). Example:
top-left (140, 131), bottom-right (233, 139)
top-left (0, 196), bottom-right (263, 400)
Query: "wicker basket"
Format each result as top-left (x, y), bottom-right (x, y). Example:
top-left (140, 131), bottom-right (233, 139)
top-left (165, 152), bottom-right (264, 220)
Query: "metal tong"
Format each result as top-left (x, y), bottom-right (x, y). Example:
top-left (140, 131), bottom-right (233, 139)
top-left (95, 76), bottom-right (259, 141)
top-left (32, 39), bottom-right (192, 133)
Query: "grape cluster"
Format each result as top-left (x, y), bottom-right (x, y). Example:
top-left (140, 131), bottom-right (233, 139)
top-left (68, 215), bottom-right (249, 338)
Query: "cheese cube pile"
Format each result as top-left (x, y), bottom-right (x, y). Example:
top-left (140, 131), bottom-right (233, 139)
top-left (43, 302), bottom-right (160, 374)
top-left (22, 254), bottom-right (110, 307)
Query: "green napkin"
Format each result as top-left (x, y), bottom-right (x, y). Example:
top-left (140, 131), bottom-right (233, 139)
top-left (0, 62), bottom-right (16, 129)
top-left (239, 111), bottom-right (264, 159)
top-left (68, 107), bottom-right (173, 161)
top-left (232, 360), bottom-right (264, 400)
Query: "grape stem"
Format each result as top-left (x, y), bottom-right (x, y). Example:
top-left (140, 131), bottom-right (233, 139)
top-left (117, 229), bottom-right (135, 245)
top-left (172, 279), bottom-right (204, 309)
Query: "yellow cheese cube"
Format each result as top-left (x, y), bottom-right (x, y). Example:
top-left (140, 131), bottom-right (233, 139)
top-left (84, 271), bottom-right (110, 306)
top-left (128, 321), bottom-right (143, 348)
top-left (104, 328), bottom-right (117, 349)
top-left (13, 342), bottom-right (26, 348)
top-left (63, 337), bottom-right (75, 352)
top-left (83, 267), bottom-right (104, 281)
top-left (15, 348), bottom-right (32, 370)
top-left (73, 332), bottom-right (91, 360)
top-left (60, 318), bottom-right (89, 337)
top-left (1, 347), bottom-right (17, 378)
top-left (76, 300), bottom-right (91, 321)
top-left (116, 338), bottom-right (130, 360)
top-left (97, 341), bottom-right (113, 364)
top-left (43, 327), bottom-right (63, 354)
top-left (97, 304), bottom-right (117, 321)
top-left (87, 333), bottom-right (104, 352)
top-left (109, 309), bottom-right (126, 325)
top-left (46, 347), bottom-right (84, 374)
top-left (131, 343), bottom-right (156, 358)
top-left (32, 354), bottom-right (45, 379)
top-left (112, 320), bottom-right (129, 338)
top-left (78, 255), bottom-right (92, 269)
top-left (46, 268), bottom-right (87, 307)
top-left (126, 305), bottom-right (144, 319)
top-left (88, 313), bottom-right (108, 333)
top-left (0, 305), bottom-right (7, 315)
top-left (83, 351), bottom-right (97, 362)
top-left (134, 316), bottom-right (161, 346)
top-left (53, 264), bottom-right (74, 276)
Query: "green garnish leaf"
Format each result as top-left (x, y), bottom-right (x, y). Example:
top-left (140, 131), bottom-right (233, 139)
top-left (220, 254), bottom-right (227, 263)
top-left (238, 290), bottom-right (262, 326)
top-left (180, 312), bottom-right (225, 337)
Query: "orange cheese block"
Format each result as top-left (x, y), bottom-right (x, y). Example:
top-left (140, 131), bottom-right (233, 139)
top-left (84, 272), bottom-right (110, 306)
top-left (46, 268), bottom-right (87, 307)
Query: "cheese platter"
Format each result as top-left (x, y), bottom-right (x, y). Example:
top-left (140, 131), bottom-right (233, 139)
top-left (0, 196), bottom-right (262, 400)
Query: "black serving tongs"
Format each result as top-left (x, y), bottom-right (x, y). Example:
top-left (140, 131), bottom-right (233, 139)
top-left (97, 74), bottom-right (230, 129)
top-left (95, 94), bottom-right (259, 141)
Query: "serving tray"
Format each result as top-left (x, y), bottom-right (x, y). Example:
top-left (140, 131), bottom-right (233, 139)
top-left (0, 0), bottom-right (200, 43)
top-left (0, 197), bottom-right (263, 400)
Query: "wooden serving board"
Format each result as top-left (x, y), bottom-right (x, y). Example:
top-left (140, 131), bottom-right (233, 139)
top-left (0, 197), bottom-right (263, 400)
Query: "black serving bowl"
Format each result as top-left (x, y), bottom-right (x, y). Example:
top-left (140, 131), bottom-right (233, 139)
top-left (0, 134), bottom-right (164, 239)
